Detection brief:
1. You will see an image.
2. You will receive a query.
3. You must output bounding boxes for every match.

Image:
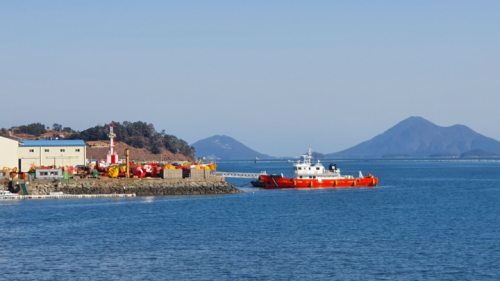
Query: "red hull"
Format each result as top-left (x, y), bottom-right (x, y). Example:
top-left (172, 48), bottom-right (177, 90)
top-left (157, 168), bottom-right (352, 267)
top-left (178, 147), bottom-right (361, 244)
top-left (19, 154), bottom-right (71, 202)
top-left (255, 175), bottom-right (378, 189)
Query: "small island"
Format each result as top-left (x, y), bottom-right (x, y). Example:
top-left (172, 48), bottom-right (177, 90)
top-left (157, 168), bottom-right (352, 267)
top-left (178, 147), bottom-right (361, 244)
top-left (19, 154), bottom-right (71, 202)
top-left (460, 149), bottom-right (499, 158)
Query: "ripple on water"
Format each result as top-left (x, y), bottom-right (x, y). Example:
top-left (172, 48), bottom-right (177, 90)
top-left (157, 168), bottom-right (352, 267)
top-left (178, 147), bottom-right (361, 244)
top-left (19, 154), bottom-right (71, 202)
top-left (1, 160), bottom-right (500, 280)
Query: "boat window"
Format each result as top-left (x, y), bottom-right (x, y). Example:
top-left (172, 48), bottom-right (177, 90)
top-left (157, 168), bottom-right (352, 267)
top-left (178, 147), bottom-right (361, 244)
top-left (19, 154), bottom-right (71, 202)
top-left (298, 167), bottom-right (302, 170)
top-left (313, 176), bottom-right (316, 179)
top-left (299, 176), bottom-right (302, 179)
top-left (316, 167), bottom-right (320, 170)
top-left (309, 176), bottom-right (312, 179)
top-left (308, 168), bottom-right (311, 170)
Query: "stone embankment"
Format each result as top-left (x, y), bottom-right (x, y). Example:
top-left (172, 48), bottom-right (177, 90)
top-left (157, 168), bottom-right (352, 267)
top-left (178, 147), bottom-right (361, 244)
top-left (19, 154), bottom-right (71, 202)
top-left (0, 178), bottom-right (243, 196)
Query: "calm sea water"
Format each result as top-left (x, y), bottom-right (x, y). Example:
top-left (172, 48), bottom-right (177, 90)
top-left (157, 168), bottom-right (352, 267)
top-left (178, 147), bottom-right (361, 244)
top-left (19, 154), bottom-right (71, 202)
top-left (1, 160), bottom-right (499, 280)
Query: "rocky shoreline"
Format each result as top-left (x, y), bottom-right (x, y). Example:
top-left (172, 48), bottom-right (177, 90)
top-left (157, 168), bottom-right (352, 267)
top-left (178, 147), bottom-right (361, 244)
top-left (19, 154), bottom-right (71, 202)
top-left (0, 179), bottom-right (243, 196)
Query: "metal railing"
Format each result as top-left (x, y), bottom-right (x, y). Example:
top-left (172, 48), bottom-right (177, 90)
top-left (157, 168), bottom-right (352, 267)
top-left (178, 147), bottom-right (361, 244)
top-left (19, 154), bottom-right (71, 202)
top-left (211, 171), bottom-right (267, 179)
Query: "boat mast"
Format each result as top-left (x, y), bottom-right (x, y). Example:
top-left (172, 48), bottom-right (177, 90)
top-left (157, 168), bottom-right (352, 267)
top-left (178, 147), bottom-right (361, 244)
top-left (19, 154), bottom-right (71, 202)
top-left (302, 148), bottom-right (312, 164)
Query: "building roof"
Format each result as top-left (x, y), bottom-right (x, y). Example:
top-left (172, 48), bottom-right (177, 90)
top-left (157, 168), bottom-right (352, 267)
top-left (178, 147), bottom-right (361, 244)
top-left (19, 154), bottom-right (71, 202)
top-left (19, 140), bottom-right (86, 147)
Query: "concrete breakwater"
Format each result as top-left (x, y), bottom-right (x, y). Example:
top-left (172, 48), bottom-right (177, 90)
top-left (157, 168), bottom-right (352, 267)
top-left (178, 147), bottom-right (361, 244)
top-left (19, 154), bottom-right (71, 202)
top-left (1, 178), bottom-right (243, 196)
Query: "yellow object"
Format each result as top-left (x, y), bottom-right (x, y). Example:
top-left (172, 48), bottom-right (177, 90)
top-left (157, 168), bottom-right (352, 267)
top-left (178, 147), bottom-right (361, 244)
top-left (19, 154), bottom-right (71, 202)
top-left (164, 164), bottom-right (175, 170)
top-left (108, 166), bottom-right (119, 178)
top-left (208, 163), bottom-right (217, 171)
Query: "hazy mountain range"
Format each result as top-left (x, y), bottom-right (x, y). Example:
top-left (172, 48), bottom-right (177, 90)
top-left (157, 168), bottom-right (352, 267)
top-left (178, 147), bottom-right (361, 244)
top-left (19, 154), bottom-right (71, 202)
top-left (192, 117), bottom-right (500, 159)
top-left (326, 117), bottom-right (500, 158)
top-left (191, 135), bottom-right (274, 160)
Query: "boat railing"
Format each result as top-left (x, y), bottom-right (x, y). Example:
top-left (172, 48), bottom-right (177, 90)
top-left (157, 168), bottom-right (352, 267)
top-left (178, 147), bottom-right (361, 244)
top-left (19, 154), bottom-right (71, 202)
top-left (211, 171), bottom-right (267, 179)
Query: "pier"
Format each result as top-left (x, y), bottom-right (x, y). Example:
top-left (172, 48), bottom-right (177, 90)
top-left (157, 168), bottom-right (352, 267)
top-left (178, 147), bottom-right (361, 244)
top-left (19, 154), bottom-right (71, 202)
top-left (1, 177), bottom-right (242, 197)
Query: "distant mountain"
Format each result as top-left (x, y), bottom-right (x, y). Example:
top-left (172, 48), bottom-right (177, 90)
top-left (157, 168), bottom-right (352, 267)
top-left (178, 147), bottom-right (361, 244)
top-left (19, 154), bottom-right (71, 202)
top-left (325, 116), bottom-right (500, 158)
top-left (191, 135), bottom-right (274, 160)
top-left (311, 152), bottom-right (326, 159)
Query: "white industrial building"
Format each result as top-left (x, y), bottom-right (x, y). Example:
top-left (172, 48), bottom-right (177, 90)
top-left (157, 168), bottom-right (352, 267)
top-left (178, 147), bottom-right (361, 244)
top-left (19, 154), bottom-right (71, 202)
top-left (0, 136), bottom-right (20, 170)
top-left (17, 140), bottom-right (87, 172)
top-left (0, 139), bottom-right (88, 172)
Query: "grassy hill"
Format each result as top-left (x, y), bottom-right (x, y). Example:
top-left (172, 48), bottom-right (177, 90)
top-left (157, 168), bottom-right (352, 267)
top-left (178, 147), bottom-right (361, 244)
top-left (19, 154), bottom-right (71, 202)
top-left (1, 121), bottom-right (195, 161)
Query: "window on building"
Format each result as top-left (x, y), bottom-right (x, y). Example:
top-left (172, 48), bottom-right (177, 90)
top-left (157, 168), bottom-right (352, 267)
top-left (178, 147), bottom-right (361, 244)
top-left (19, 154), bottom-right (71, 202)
top-left (29, 149), bottom-right (34, 153)
top-left (60, 149), bottom-right (65, 152)
top-left (76, 149), bottom-right (80, 152)
top-left (45, 149), bottom-right (49, 152)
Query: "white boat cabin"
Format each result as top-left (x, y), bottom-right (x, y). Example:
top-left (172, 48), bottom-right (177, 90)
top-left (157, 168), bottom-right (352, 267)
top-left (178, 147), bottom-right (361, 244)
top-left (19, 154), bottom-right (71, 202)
top-left (292, 149), bottom-right (344, 180)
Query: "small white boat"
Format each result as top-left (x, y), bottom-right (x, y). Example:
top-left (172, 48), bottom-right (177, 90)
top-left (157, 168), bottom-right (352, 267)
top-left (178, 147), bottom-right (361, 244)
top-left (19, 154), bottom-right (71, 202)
top-left (0, 190), bottom-right (18, 198)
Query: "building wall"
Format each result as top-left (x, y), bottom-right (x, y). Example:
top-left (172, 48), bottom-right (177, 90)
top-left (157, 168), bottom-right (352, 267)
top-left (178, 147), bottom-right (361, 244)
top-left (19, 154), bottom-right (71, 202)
top-left (18, 146), bottom-right (86, 172)
top-left (0, 136), bottom-right (19, 170)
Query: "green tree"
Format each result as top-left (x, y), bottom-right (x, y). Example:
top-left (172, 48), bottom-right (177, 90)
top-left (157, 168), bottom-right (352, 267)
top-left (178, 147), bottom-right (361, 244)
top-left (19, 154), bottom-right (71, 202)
top-left (62, 127), bottom-right (74, 133)
top-left (17, 123), bottom-right (47, 136)
top-left (52, 123), bottom-right (63, 131)
top-left (0, 128), bottom-right (9, 137)
top-left (68, 121), bottom-right (196, 158)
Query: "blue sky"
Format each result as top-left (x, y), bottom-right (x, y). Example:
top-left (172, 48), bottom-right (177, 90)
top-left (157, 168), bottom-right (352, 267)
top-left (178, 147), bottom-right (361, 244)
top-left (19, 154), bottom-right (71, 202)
top-left (1, 1), bottom-right (499, 157)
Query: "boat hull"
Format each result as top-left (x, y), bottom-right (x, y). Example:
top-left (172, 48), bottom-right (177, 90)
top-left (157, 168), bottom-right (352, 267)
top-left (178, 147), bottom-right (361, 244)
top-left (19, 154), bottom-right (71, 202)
top-left (252, 175), bottom-right (377, 189)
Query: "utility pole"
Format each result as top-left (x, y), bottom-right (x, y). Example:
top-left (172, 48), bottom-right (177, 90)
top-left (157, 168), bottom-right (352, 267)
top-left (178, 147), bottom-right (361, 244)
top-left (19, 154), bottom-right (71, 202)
top-left (125, 149), bottom-right (130, 178)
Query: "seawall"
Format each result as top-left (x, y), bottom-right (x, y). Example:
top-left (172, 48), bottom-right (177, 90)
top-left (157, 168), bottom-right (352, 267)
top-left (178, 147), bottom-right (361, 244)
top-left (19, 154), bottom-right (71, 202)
top-left (1, 178), bottom-right (243, 196)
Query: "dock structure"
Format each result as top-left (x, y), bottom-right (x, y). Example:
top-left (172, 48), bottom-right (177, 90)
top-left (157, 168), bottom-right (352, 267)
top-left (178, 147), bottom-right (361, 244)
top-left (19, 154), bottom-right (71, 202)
top-left (212, 171), bottom-right (267, 179)
top-left (0, 175), bottom-right (240, 197)
top-left (1, 193), bottom-right (136, 200)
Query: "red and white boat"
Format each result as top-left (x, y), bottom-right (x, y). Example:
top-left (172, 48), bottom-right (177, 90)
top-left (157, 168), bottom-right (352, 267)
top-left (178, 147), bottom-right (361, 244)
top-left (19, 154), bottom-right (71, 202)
top-left (251, 149), bottom-right (378, 189)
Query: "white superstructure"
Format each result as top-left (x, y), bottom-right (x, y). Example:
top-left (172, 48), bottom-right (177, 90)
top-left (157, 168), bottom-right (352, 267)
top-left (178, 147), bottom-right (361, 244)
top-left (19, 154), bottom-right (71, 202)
top-left (293, 149), bottom-right (354, 180)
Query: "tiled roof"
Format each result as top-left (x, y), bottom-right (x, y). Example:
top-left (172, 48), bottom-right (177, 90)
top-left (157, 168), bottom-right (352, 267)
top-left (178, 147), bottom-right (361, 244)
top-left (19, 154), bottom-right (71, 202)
top-left (19, 140), bottom-right (86, 147)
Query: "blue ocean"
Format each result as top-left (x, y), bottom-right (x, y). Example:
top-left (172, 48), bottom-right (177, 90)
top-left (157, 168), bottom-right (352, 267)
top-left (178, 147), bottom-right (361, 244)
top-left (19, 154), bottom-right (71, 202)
top-left (1, 160), bottom-right (499, 280)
